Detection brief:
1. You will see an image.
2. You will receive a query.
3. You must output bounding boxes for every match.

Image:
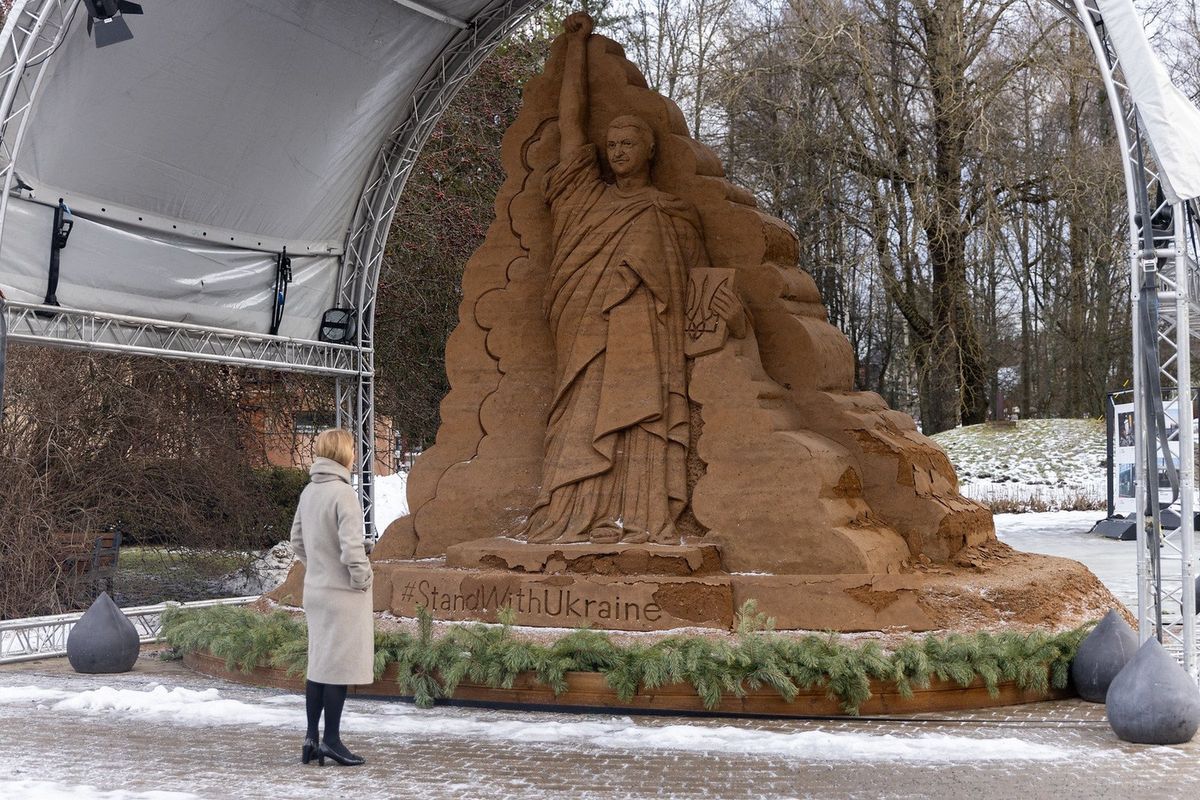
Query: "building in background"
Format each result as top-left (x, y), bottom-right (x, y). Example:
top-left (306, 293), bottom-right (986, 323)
top-left (240, 377), bottom-right (406, 476)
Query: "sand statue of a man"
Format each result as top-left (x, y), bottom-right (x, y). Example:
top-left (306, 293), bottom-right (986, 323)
top-left (522, 12), bottom-right (743, 546)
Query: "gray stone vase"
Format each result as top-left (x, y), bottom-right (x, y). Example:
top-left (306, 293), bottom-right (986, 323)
top-left (1071, 609), bottom-right (1139, 703)
top-left (66, 591), bottom-right (140, 673)
top-left (1106, 637), bottom-right (1200, 745)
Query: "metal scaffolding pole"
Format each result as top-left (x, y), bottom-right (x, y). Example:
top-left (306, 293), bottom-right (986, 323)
top-left (1070, 0), bottom-right (1200, 677)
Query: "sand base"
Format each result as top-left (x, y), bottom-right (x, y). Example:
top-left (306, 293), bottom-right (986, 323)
top-left (270, 540), bottom-right (1121, 633)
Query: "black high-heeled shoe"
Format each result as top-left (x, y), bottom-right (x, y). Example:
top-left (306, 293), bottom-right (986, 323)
top-left (317, 739), bottom-right (365, 767)
top-left (316, 743), bottom-right (362, 767)
top-left (302, 737), bottom-right (318, 765)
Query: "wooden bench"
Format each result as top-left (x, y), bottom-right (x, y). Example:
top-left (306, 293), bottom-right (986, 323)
top-left (56, 530), bottom-right (122, 597)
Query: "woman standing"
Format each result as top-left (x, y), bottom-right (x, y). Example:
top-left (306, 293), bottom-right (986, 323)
top-left (289, 428), bottom-right (374, 766)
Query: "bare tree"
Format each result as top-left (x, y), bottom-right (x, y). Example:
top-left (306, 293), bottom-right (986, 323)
top-left (714, 0), bottom-right (1129, 429)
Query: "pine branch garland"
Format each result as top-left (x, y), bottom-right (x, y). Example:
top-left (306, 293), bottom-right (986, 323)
top-left (161, 603), bottom-right (1094, 714)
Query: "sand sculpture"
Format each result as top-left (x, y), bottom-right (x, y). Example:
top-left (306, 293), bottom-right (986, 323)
top-left (275, 14), bottom-right (1120, 633)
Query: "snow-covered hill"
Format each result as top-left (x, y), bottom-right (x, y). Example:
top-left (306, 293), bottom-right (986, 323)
top-left (930, 419), bottom-right (1106, 512)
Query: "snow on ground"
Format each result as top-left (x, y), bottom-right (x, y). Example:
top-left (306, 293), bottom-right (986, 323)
top-left (215, 541), bottom-right (297, 596)
top-left (0, 685), bottom-right (72, 703)
top-left (932, 419), bottom-right (1106, 510)
top-left (995, 510), bottom-right (1135, 610)
top-left (0, 682), bottom-right (1088, 763)
top-left (0, 780), bottom-right (197, 800)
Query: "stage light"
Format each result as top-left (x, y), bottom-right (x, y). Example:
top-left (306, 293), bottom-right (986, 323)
top-left (83, 0), bottom-right (143, 48)
top-left (318, 308), bottom-right (356, 345)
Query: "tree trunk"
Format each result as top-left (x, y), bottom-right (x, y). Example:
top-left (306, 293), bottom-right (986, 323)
top-left (918, 0), bottom-right (987, 432)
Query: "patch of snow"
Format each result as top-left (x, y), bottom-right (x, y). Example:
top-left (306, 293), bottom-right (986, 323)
top-left (601, 726), bottom-right (1073, 762)
top-left (0, 780), bottom-right (197, 800)
top-left (50, 685), bottom-right (297, 729)
top-left (0, 686), bottom-right (72, 704)
top-left (215, 541), bottom-right (295, 596)
top-left (374, 471), bottom-right (409, 532)
top-left (5, 682), bottom-right (1093, 763)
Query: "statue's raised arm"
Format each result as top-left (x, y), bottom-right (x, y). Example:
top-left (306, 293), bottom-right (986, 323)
top-left (558, 12), bottom-right (592, 160)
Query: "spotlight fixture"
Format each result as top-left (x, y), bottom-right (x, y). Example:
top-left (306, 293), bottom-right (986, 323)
top-left (318, 308), bottom-right (356, 345)
top-left (83, 0), bottom-right (143, 48)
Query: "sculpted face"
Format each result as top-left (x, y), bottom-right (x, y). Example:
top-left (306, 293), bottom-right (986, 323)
top-left (606, 125), bottom-right (653, 179)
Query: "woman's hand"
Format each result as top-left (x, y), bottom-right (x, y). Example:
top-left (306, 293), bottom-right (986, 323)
top-left (564, 11), bottom-right (593, 39)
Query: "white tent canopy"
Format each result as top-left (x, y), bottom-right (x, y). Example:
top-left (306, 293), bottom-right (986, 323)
top-left (0, 0), bottom-right (538, 338)
top-left (1096, 0), bottom-right (1200, 204)
top-left (0, 0), bottom-right (541, 536)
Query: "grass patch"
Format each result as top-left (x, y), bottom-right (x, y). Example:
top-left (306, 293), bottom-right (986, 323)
top-left (115, 546), bottom-right (256, 606)
top-left (121, 546), bottom-right (248, 577)
top-left (162, 603), bottom-right (1090, 714)
top-left (981, 492), bottom-right (1103, 514)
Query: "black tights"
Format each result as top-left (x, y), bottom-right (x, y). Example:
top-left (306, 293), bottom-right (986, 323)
top-left (305, 680), bottom-right (348, 746)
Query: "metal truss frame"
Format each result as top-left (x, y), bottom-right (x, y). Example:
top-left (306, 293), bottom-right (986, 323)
top-left (0, 596), bottom-right (256, 664)
top-left (0, 0), bottom-right (545, 539)
top-left (1066, 0), bottom-right (1198, 678)
top-left (3, 299), bottom-right (364, 375)
top-left (0, 0), bottom-right (78, 241)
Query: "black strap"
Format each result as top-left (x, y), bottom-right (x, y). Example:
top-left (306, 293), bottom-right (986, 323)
top-left (44, 199), bottom-right (72, 307)
top-left (1132, 131), bottom-right (1176, 643)
top-left (269, 247), bottom-right (292, 336)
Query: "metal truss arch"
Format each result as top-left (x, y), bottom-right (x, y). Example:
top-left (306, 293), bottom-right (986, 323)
top-left (337, 0), bottom-right (546, 536)
top-left (0, 0), bottom-right (78, 231)
top-left (1064, 0), bottom-right (1199, 677)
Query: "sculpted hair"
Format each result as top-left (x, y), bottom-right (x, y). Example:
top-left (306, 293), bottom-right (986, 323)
top-left (315, 428), bottom-right (355, 469)
top-left (606, 114), bottom-right (656, 157)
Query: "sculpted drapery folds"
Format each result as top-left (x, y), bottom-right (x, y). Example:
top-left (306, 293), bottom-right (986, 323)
top-left (521, 13), bottom-right (721, 545)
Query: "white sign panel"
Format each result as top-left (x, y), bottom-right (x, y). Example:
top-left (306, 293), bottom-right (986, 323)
top-left (1111, 401), bottom-right (1194, 516)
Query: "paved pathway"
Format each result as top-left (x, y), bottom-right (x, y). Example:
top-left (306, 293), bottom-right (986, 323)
top-left (1, 652), bottom-right (1197, 800)
top-left (0, 513), bottom-right (1179, 799)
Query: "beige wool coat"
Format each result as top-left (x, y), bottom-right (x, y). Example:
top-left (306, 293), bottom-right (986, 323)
top-left (289, 457), bottom-right (374, 685)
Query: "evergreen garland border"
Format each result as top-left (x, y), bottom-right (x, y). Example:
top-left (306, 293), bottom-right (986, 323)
top-left (161, 602), bottom-right (1089, 715)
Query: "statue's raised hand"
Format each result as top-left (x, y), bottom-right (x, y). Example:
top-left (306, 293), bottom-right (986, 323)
top-left (564, 12), bottom-right (594, 38)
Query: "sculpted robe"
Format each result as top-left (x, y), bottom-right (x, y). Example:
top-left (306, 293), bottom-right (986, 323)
top-left (522, 144), bottom-right (707, 544)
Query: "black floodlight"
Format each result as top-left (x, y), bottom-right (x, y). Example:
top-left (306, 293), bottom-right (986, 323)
top-left (319, 308), bottom-right (356, 345)
top-left (83, 0), bottom-right (143, 48)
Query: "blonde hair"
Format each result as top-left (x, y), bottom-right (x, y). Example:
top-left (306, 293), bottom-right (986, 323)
top-left (314, 428), bottom-right (355, 469)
